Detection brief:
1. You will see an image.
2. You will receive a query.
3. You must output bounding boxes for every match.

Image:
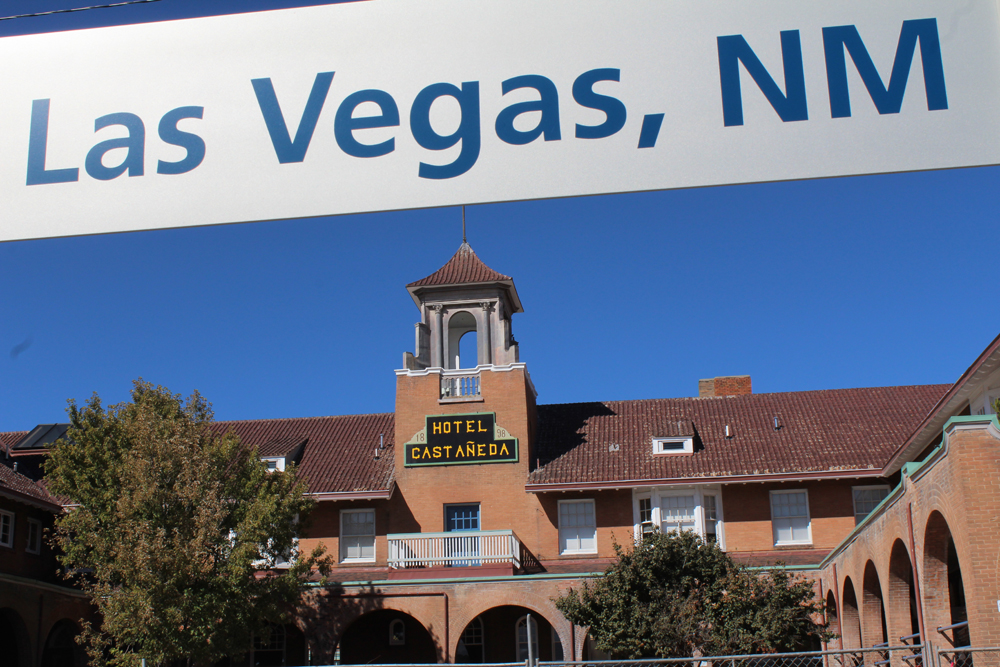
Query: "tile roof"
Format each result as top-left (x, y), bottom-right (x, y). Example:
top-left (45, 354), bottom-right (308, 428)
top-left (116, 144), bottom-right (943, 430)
top-left (0, 431), bottom-right (27, 457)
top-left (527, 384), bottom-right (949, 488)
top-left (0, 461), bottom-right (60, 509)
top-left (215, 413), bottom-right (395, 496)
top-left (0, 383), bottom-right (950, 501)
top-left (407, 242), bottom-right (511, 287)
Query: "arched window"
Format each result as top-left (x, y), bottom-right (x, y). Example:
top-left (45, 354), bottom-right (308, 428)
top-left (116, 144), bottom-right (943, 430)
top-left (252, 624), bottom-right (286, 667)
top-left (457, 616), bottom-right (485, 663)
top-left (447, 310), bottom-right (478, 369)
top-left (515, 615), bottom-right (538, 663)
top-left (389, 618), bottom-right (406, 646)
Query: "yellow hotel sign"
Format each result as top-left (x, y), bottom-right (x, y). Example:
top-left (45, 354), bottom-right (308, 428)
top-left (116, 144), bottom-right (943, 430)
top-left (404, 413), bottom-right (518, 467)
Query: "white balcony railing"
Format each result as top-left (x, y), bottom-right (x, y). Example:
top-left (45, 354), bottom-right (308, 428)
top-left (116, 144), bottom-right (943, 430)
top-left (387, 530), bottom-right (522, 569)
top-left (440, 370), bottom-right (480, 399)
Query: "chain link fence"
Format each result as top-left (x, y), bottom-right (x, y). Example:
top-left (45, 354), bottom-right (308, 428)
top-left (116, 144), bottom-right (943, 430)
top-left (936, 647), bottom-right (1000, 667)
top-left (536, 646), bottom-right (918, 667)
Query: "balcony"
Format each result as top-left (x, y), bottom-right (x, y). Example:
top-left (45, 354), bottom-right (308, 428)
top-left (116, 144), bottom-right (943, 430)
top-left (440, 369), bottom-right (481, 400)
top-left (387, 530), bottom-right (540, 579)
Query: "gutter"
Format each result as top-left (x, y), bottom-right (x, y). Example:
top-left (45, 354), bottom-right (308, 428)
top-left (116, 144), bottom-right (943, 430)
top-left (525, 467), bottom-right (885, 492)
top-left (309, 481), bottom-right (395, 502)
top-left (0, 486), bottom-right (62, 513)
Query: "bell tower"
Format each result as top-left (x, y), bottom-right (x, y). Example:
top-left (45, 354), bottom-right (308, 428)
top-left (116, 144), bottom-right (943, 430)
top-left (393, 242), bottom-right (538, 535)
top-left (402, 241), bottom-right (523, 372)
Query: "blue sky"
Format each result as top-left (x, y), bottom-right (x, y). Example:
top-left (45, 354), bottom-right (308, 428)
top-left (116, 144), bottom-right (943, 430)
top-left (2, 1), bottom-right (998, 433)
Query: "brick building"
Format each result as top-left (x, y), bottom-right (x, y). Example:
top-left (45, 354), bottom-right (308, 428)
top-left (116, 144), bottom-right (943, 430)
top-left (2, 242), bottom-right (997, 665)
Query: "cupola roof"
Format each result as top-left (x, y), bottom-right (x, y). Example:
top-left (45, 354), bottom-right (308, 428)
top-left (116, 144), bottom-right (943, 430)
top-left (406, 242), bottom-right (522, 312)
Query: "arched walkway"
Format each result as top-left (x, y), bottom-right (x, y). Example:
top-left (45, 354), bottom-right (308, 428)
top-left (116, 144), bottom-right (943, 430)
top-left (825, 591), bottom-right (841, 648)
top-left (338, 609), bottom-right (437, 665)
top-left (455, 606), bottom-right (563, 664)
top-left (923, 511), bottom-right (969, 648)
top-left (40, 619), bottom-right (85, 667)
top-left (887, 539), bottom-right (920, 644)
top-left (862, 560), bottom-right (888, 647)
top-left (842, 577), bottom-right (863, 649)
top-left (251, 623), bottom-right (307, 666)
top-left (0, 608), bottom-right (32, 667)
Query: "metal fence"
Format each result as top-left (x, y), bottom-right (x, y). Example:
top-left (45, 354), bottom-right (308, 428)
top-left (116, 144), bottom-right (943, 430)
top-left (538, 646), bottom-right (919, 667)
top-left (936, 647), bottom-right (1000, 667)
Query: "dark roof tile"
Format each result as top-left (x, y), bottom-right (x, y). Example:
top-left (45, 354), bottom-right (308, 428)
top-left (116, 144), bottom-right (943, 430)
top-left (407, 242), bottom-right (511, 287)
top-left (528, 385), bottom-right (949, 486)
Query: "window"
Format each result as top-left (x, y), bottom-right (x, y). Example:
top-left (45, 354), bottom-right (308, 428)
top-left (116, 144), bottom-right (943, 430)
top-left (262, 457), bottom-right (285, 472)
top-left (389, 619), bottom-right (406, 645)
top-left (516, 616), bottom-right (539, 662)
top-left (770, 490), bottom-right (811, 545)
top-left (253, 624), bottom-right (285, 667)
top-left (852, 486), bottom-right (890, 524)
top-left (0, 511), bottom-right (13, 548)
top-left (559, 500), bottom-right (596, 554)
top-left (638, 496), bottom-right (655, 535)
top-left (660, 495), bottom-right (696, 533)
top-left (26, 518), bottom-right (42, 555)
top-left (340, 509), bottom-right (376, 562)
top-left (457, 617), bottom-right (484, 663)
top-left (652, 437), bottom-right (694, 455)
top-left (703, 495), bottom-right (719, 543)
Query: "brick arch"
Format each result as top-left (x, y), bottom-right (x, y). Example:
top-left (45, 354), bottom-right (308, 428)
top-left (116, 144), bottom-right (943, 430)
top-left (887, 539), bottom-right (919, 645)
top-left (0, 608), bottom-right (32, 667)
top-left (862, 560), bottom-right (888, 648)
top-left (451, 590), bottom-right (571, 662)
top-left (841, 576), bottom-right (863, 649)
top-left (299, 590), bottom-right (450, 663)
top-left (825, 590), bottom-right (841, 647)
top-left (41, 618), bottom-right (86, 667)
top-left (922, 510), bottom-right (969, 648)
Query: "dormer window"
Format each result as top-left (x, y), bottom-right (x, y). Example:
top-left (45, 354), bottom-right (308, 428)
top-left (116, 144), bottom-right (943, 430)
top-left (262, 457), bottom-right (285, 472)
top-left (652, 437), bottom-right (694, 455)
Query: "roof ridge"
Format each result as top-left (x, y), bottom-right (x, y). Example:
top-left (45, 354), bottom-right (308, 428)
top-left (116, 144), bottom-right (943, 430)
top-left (406, 242), bottom-right (511, 288)
top-left (216, 412), bottom-right (394, 426)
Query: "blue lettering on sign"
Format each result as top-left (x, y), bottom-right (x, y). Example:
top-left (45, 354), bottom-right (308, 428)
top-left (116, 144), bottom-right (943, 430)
top-left (823, 18), bottom-right (947, 118)
top-left (718, 18), bottom-right (947, 127)
top-left (157, 106), bottom-right (206, 175)
top-left (23, 17), bottom-right (951, 189)
top-left (26, 99), bottom-right (79, 185)
top-left (495, 74), bottom-right (561, 145)
top-left (573, 68), bottom-right (627, 139)
top-left (717, 30), bottom-right (808, 127)
top-left (334, 89), bottom-right (400, 158)
top-left (251, 71), bottom-right (334, 163)
top-left (410, 81), bottom-right (481, 179)
top-left (85, 112), bottom-right (145, 181)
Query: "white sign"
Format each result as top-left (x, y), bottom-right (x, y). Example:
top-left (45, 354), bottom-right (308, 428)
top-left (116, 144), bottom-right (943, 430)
top-left (2, 0), bottom-right (1000, 241)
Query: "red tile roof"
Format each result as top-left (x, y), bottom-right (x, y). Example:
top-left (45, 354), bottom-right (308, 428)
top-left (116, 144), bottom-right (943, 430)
top-left (526, 385), bottom-right (949, 488)
top-left (0, 461), bottom-right (60, 510)
top-left (216, 413), bottom-right (395, 496)
top-left (0, 431), bottom-right (27, 457)
top-left (0, 383), bottom-right (950, 501)
top-left (407, 242), bottom-right (511, 287)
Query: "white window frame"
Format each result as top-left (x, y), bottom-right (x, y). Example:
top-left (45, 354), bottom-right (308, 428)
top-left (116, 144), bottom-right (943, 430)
top-left (340, 509), bottom-right (376, 563)
top-left (652, 436), bottom-right (694, 455)
top-left (632, 487), bottom-right (725, 549)
top-left (0, 510), bottom-right (14, 548)
top-left (26, 518), bottom-right (42, 555)
top-left (262, 457), bottom-right (285, 472)
top-left (852, 485), bottom-right (891, 525)
top-left (558, 499), bottom-right (597, 555)
top-left (769, 489), bottom-right (812, 546)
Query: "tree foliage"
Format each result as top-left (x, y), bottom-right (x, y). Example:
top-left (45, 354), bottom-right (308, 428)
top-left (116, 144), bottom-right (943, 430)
top-left (555, 531), bottom-right (832, 658)
top-left (45, 380), bottom-right (329, 667)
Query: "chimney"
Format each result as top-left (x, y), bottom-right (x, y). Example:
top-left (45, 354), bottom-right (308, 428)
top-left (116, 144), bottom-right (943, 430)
top-left (699, 375), bottom-right (752, 397)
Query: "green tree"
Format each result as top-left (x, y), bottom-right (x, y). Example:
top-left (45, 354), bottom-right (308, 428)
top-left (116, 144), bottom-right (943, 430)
top-left (45, 380), bottom-right (329, 667)
top-left (555, 531), bottom-right (832, 658)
